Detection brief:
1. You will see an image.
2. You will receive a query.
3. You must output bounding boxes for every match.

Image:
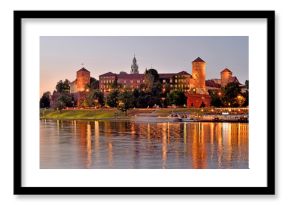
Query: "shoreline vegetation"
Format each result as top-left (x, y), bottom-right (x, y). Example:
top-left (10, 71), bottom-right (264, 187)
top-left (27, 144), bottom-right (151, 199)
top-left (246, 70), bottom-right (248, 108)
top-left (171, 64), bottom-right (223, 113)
top-left (40, 107), bottom-right (248, 122)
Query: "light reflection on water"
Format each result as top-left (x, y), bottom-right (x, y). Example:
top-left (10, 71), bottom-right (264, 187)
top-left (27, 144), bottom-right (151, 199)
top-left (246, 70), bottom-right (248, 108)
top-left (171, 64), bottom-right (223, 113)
top-left (40, 120), bottom-right (248, 169)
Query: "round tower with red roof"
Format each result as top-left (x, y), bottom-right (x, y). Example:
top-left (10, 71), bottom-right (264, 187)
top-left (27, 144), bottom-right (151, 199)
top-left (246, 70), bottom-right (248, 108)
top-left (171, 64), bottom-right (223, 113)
top-left (220, 68), bottom-right (233, 87)
top-left (190, 57), bottom-right (207, 94)
top-left (187, 57), bottom-right (211, 108)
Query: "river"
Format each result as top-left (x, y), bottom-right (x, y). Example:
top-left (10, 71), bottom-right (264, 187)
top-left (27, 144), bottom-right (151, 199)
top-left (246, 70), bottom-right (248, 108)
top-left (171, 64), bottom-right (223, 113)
top-left (40, 120), bottom-right (248, 169)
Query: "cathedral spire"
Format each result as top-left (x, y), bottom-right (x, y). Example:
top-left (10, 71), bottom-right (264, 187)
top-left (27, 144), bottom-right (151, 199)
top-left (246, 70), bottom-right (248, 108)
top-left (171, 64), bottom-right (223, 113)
top-left (130, 54), bottom-right (139, 74)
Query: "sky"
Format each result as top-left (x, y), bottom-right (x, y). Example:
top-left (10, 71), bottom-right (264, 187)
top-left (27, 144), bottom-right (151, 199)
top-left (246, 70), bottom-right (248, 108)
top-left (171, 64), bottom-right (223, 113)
top-left (40, 36), bottom-right (248, 95)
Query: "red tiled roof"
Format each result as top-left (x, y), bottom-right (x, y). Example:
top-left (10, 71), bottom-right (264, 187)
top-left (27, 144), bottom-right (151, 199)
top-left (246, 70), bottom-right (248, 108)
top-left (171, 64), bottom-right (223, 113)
top-left (221, 68), bottom-right (232, 73)
top-left (159, 73), bottom-right (175, 79)
top-left (177, 71), bottom-right (191, 75)
top-left (230, 76), bottom-right (240, 84)
top-left (99, 71), bottom-right (190, 80)
top-left (192, 57), bottom-right (205, 63)
top-left (99, 72), bottom-right (117, 77)
top-left (206, 80), bottom-right (221, 88)
top-left (77, 67), bottom-right (90, 73)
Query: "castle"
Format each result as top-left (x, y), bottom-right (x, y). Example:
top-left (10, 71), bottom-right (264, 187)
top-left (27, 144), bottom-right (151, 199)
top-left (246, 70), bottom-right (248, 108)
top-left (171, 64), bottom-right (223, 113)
top-left (69, 55), bottom-right (245, 108)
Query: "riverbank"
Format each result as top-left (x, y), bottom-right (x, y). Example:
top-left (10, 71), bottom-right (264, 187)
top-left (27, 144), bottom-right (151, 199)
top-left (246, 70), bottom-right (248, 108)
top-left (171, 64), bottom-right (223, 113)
top-left (40, 107), bottom-right (248, 122)
top-left (40, 109), bottom-right (120, 120)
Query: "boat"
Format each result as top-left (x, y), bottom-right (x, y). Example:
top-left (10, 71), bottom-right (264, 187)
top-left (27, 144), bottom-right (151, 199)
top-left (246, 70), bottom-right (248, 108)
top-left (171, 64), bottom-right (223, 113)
top-left (132, 113), bottom-right (181, 123)
top-left (181, 117), bottom-right (199, 122)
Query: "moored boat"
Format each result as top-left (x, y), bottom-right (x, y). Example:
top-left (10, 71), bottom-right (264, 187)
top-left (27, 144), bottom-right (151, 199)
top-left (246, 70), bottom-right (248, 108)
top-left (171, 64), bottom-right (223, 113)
top-left (132, 113), bottom-right (181, 123)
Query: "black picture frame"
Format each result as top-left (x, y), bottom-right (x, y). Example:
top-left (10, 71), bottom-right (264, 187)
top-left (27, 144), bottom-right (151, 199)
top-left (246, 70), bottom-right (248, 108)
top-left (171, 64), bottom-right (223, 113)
top-left (14, 10), bottom-right (275, 195)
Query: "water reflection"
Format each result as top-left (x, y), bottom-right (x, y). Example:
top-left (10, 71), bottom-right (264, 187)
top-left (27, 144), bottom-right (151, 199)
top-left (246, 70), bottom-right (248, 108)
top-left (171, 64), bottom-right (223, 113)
top-left (40, 120), bottom-right (248, 169)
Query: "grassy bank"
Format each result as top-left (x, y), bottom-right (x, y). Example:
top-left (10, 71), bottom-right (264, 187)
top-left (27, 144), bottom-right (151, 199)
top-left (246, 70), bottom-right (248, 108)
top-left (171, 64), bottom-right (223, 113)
top-left (40, 109), bottom-right (122, 120)
top-left (40, 107), bottom-right (248, 120)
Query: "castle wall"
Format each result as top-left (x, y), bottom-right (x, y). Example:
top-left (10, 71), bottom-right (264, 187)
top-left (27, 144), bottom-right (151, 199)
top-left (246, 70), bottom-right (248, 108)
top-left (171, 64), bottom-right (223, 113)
top-left (186, 93), bottom-right (211, 108)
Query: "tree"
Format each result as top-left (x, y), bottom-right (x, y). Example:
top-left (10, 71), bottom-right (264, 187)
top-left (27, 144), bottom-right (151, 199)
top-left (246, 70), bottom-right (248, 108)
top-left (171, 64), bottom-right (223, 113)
top-left (87, 89), bottom-right (105, 107)
top-left (245, 80), bottom-right (249, 89)
top-left (40, 91), bottom-right (51, 108)
top-left (135, 91), bottom-right (151, 108)
top-left (242, 90), bottom-right (249, 107)
top-left (90, 77), bottom-right (99, 90)
top-left (106, 90), bottom-right (119, 107)
top-left (209, 90), bottom-right (222, 107)
top-left (55, 93), bottom-right (73, 110)
top-left (117, 90), bottom-right (134, 113)
top-left (151, 81), bottom-right (162, 97)
top-left (56, 79), bottom-right (70, 93)
top-left (222, 82), bottom-right (241, 107)
top-left (166, 90), bottom-right (187, 106)
top-left (144, 68), bottom-right (159, 92)
top-left (235, 94), bottom-right (246, 107)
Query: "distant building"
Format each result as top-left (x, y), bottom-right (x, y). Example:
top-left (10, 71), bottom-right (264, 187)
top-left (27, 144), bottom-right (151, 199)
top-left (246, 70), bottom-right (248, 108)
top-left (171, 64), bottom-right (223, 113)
top-left (118, 72), bottom-right (144, 89)
top-left (220, 68), bottom-right (239, 87)
top-left (99, 55), bottom-right (192, 94)
top-left (99, 72), bottom-right (117, 92)
top-left (159, 71), bottom-right (191, 93)
top-left (189, 57), bottom-right (208, 95)
top-left (67, 56), bottom-right (247, 108)
top-left (186, 57), bottom-right (211, 108)
top-left (130, 55), bottom-right (139, 74)
top-left (99, 70), bottom-right (192, 94)
top-left (69, 67), bottom-right (91, 106)
top-left (205, 68), bottom-right (246, 93)
top-left (70, 67), bottom-right (90, 93)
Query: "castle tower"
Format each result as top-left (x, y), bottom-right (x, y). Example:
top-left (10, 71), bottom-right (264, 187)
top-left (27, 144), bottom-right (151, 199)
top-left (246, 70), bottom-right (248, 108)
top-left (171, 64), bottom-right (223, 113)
top-left (220, 68), bottom-right (232, 87)
top-left (76, 67), bottom-right (90, 92)
top-left (190, 57), bottom-right (207, 94)
top-left (187, 57), bottom-right (211, 108)
top-left (130, 55), bottom-right (139, 74)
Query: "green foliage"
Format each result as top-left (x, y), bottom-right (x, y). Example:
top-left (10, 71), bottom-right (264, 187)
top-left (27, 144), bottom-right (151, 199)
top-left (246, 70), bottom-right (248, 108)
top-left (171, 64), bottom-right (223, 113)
top-left (242, 90), bottom-right (249, 107)
top-left (245, 80), bottom-right (249, 90)
top-left (81, 99), bottom-right (89, 107)
top-left (144, 68), bottom-right (159, 92)
top-left (92, 90), bottom-right (105, 107)
top-left (89, 77), bottom-right (99, 89)
top-left (56, 79), bottom-right (70, 93)
top-left (55, 93), bottom-right (73, 110)
top-left (222, 82), bottom-right (241, 107)
top-left (209, 90), bottom-right (222, 107)
top-left (117, 90), bottom-right (134, 113)
top-left (166, 90), bottom-right (187, 106)
top-left (83, 89), bottom-right (104, 107)
top-left (40, 91), bottom-right (51, 108)
top-left (145, 68), bottom-right (159, 82)
top-left (41, 109), bottom-right (117, 120)
top-left (106, 89), bottom-right (119, 107)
